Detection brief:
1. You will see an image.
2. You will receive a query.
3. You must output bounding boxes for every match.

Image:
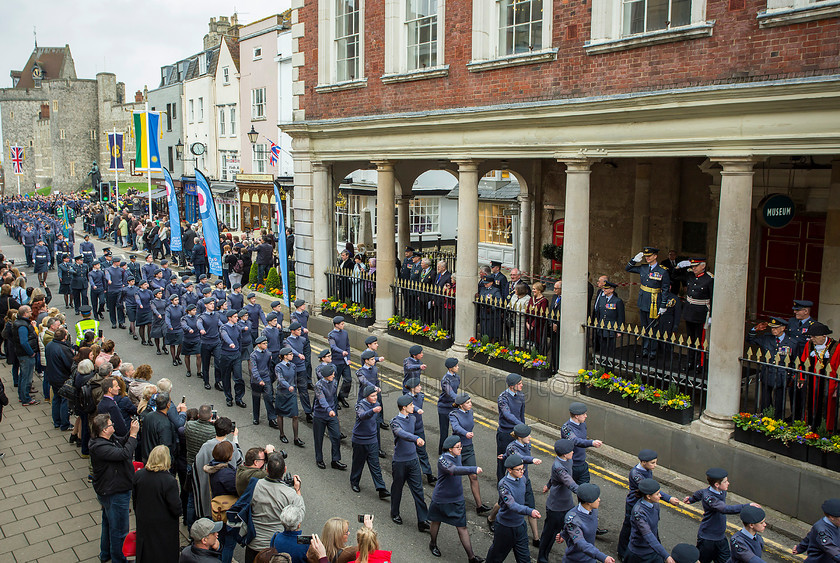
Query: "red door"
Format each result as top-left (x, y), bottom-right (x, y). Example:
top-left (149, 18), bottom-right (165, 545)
top-left (552, 219), bottom-right (564, 272)
top-left (757, 216), bottom-right (824, 319)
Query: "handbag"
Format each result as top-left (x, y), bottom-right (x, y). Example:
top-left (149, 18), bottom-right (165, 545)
top-left (58, 379), bottom-right (76, 402)
top-left (211, 494), bottom-right (239, 523)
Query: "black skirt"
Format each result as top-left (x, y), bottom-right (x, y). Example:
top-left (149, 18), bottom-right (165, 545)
top-left (58, 283), bottom-right (71, 295)
top-left (150, 316), bottom-right (165, 338)
top-left (428, 500), bottom-right (467, 527)
top-left (182, 339), bottom-right (201, 355)
top-left (135, 308), bottom-right (152, 326)
top-left (164, 330), bottom-right (183, 346)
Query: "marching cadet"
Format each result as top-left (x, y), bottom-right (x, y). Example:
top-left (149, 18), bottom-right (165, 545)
top-left (181, 303), bottom-right (203, 383)
top-left (792, 498), bottom-right (840, 562)
top-left (730, 506), bottom-right (767, 563)
top-left (390, 394), bottom-right (431, 532)
top-left (88, 261), bottom-right (106, 321)
top-left (405, 378), bottom-right (436, 485)
top-left (79, 234), bottom-right (96, 266)
top-left (250, 335), bottom-right (278, 427)
top-left (291, 298), bottom-right (313, 383)
top-left (70, 255), bottom-right (90, 315)
top-left (560, 483), bottom-right (614, 563)
top-left (237, 309), bottom-right (253, 380)
top-left (626, 479), bottom-right (672, 563)
top-left (495, 374), bottom-right (526, 482)
top-left (123, 275), bottom-right (139, 341)
top-left (561, 403), bottom-right (604, 487)
top-left (105, 256), bottom-right (127, 329)
top-left (679, 258), bottom-right (714, 371)
top-left (159, 259), bottom-right (174, 284)
top-left (32, 239), bottom-right (50, 286)
top-left (269, 300), bottom-right (286, 334)
top-left (594, 280), bottom-right (625, 361)
top-left (788, 300), bottom-right (817, 358)
top-left (449, 393), bottom-right (492, 515)
top-left (198, 297), bottom-right (222, 390)
top-left (403, 345), bottom-right (426, 391)
top-left (427, 435), bottom-right (485, 563)
top-left (536, 439), bottom-right (577, 563)
top-left (626, 247), bottom-right (671, 359)
top-left (350, 384), bottom-right (389, 499)
top-left (54, 233), bottom-right (71, 264)
top-left (227, 283), bottom-right (245, 311)
top-left (357, 350), bottom-right (381, 402)
top-left (285, 321), bottom-right (312, 423)
top-left (212, 279), bottom-right (226, 302)
top-left (363, 336), bottom-right (387, 432)
top-left (485, 454), bottom-right (541, 563)
top-left (312, 363), bottom-right (345, 470)
top-left (499, 424), bottom-right (542, 546)
top-left (274, 346), bottom-right (304, 447)
top-left (165, 294), bottom-right (185, 367)
top-left (57, 254), bottom-right (73, 309)
top-left (315, 348), bottom-right (333, 381)
top-left (263, 313), bottom-right (283, 368)
top-left (165, 274), bottom-right (183, 301)
top-left (149, 287), bottom-right (169, 355)
top-left (747, 317), bottom-right (796, 418)
top-left (683, 468), bottom-right (760, 563)
top-left (437, 358), bottom-right (461, 454)
top-left (618, 450), bottom-right (681, 560)
top-left (219, 310), bottom-right (246, 408)
top-left (329, 316), bottom-right (352, 408)
top-left (142, 254), bottom-right (157, 281)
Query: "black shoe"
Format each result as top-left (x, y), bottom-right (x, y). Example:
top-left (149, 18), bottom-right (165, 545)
top-left (141, 340), bottom-right (147, 346)
top-left (596, 528), bottom-right (609, 536)
top-left (173, 359), bottom-right (178, 366)
top-left (339, 398), bottom-right (350, 408)
top-left (476, 503), bottom-right (492, 515)
top-left (307, 383), bottom-right (314, 390)
top-left (215, 382), bottom-right (224, 391)
top-left (305, 414), bottom-right (313, 423)
top-left (378, 450), bottom-right (387, 459)
top-left (236, 400), bottom-right (247, 408)
top-left (279, 435), bottom-right (289, 444)
top-left (316, 461), bottom-right (326, 469)
top-left (351, 484), bottom-right (361, 493)
top-left (331, 461), bottom-right (347, 470)
top-left (156, 350), bottom-right (162, 355)
top-left (186, 371), bottom-right (192, 378)
top-left (253, 419), bottom-right (260, 425)
top-left (132, 334), bottom-right (138, 340)
top-left (335, 404), bottom-right (341, 411)
top-left (204, 383), bottom-right (212, 390)
top-left (379, 422), bottom-right (390, 430)
top-left (111, 325), bottom-right (117, 329)
top-left (429, 543), bottom-right (441, 557)
top-left (378, 489), bottom-right (391, 500)
top-left (418, 521), bottom-right (431, 533)
top-left (426, 474), bottom-right (437, 485)
top-left (294, 438), bottom-right (305, 448)
top-left (392, 515), bottom-right (403, 525)
top-left (268, 419), bottom-right (279, 429)
top-left (226, 400), bottom-right (233, 407)
top-left (469, 557), bottom-right (485, 563)
top-left (119, 324), bottom-right (126, 329)
top-left (176, 357), bottom-right (183, 365)
top-left (532, 539), bottom-right (540, 547)
top-left (339, 433), bottom-right (347, 440)
top-left (487, 518), bottom-right (495, 532)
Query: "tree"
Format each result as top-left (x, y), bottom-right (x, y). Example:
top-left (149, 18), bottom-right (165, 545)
top-left (248, 261), bottom-right (259, 285)
top-left (265, 267), bottom-right (281, 291)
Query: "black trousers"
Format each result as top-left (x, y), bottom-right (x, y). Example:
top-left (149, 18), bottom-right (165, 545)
top-left (697, 537), bottom-right (730, 563)
top-left (106, 292), bottom-right (125, 326)
top-left (625, 551), bottom-right (665, 563)
top-left (390, 458), bottom-right (428, 522)
top-left (686, 321), bottom-right (705, 367)
top-left (639, 311), bottom-right (658, 356)
top-left (90, 290), bottom-right (105, 317)
top-left (486, 521), bottom-right (530, 563)
top-left (350, 441), bottom-right (386, 490)
top-left (618, 501), bottom-right (634, 559)
top-left (200, 342), bottom-right (221, 385)
top-left (313, 416), bottom-right (341, 463)
top-left (335, 363), bottom-right (352, 401)
top-left (438, 411), bottom-right (451, 455)
top-left (537, 507), bottom-right (570, 563)
top-left (72, 288), bottom-right (89, 312)
top-left (572, 462), bottom-right (591, 485)
top-left (760, 382), bottom-right (786, 418)
top-left (496, 430), bottom-right (516, 482)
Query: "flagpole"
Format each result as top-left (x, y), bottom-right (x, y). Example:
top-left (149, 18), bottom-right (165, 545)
top-left (145, 101), bottom-right (153, 219)
top-left (112, 128), bottom-right (120, 208)
top-left (16, 175), bottom-right (20, 196)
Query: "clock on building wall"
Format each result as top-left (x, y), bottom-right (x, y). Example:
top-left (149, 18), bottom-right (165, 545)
top-left (190, 142), bottom-right (206, 156)
top-left (31, 64), bottom-right (43, 80)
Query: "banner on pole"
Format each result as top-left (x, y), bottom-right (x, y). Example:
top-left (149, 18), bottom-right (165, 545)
top-left (108, 133), bottom-right (125, 171)
top-left (132, 111), bottom-right (162, 171)
top-left (195, 169), bottom-right (222, 277)
top-left (273, 184), bottom-right (290, 308)
top-left (163, 168), bottom-right (183, 252)
top-left (10, 146), bottom-right (24, 175)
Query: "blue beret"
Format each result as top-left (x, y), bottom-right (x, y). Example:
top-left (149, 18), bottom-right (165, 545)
top-left (822, 498), bottom-right (840, 517)
top-left (506, 373), bottom-right (521, 386)
top-left (454, 393), bottom-right (470, 405)
top-left (740, 506), bottom-right (765, 524)
top-left (405, 378), bottom-right (421, 389)
top-left (225, 310), bottom-right (237, 318)
top-left (671, 544), bottom-right (700, 563)
top-left (333, 315), bottom-right (345, 324)
top-left (289, 321), bottom-right (302, 331)
top-left (443, 435), bottom-right (461, 450)
top-left (397, 395), bottom-right (413, 408)
top-left (247, 292), bottom-right (256, 299)
top-left (254, 336), bottom-right (267, 344)
top-left (294, 299), bottom-right (305, 308)
top-left (706, 468), bottom-right (728, 481)
top-left (320, 364), bottom-right (336, 376)
top-left (512, 424), bottom-right (531, 438)
top-left (577, 483), bottom-right (601, 503)
top-left (232, 283), bottom-right (242, 289)
top-left (361, 350), bottom-right (376, 361)
top-left (409, 345), bottom-right (423, 356)
top-left (638, 449), bottom-right (658, 462)
top-left (271, 300), bottom-right (282, 308)
top-left (186, 304), bottom-right (197, 311)
top-left (569, 402), bottom-right (587, 415)
top-left (445, 358), bottom-right (458, 369)
top-left (638, 478), bottom-right (660, 495)
top-left (365, 335), bottom-right (378, 345)
top-left (554, 439), bottom-right (574, 456)
top-left (318, 348), bottom-right (331, 358)
top-left (504, 454), bottom-right (524, 468)
top-left (361, 385), bottom-right (377, 398)
top-left (238, 309), bottom-right (248, 316)
top-left (266, 312), bottom-right (278, 322)
top-left (279, 346), bottom-right (293, 356)
top-left (203, 297), bottom-right (214, 304)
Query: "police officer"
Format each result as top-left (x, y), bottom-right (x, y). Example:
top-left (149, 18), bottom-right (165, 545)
top-left (730, 506), bottom-right (766, 563)
top-left (626, 479), bottom-right (672, 563)
top-left (594, 281), bottom-right (625, 363)
top-left (747, 317), bottom-right (796, 418)
top-left (679, 258), bottom-right (714, 370)
top-left (70, 255), bottom-right (90, 314)
top-left (560, 483), bottom-right (613, 563)
top-left (105, 256), bottom-right (128, 329)
top-left (792, 498), bottom-right (840, 562)
top-left (198, 297), bottom-right (222, 391)
top-left (428, 435), bottom-right (484, 563)
top-left (390, 394), bottom-right (431, 532)
top-left (626, 247), bottom-right (671, 359)
top-left (485, 454), bottom-right (540, 563)
top-left (350, 384), bottom-right (389, 499)
top-left (787, 300), bottom-right (816, 358)
top-left (75, 305), bottom-right (99, 346)
top-left (537, 439), bottom-right (577, 563)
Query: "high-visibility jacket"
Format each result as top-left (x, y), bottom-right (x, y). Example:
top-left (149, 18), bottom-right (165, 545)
top-left (75, 318), bottom-right (99, 345)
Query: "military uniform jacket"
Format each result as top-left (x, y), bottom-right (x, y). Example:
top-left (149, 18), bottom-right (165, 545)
top-left (71, 263), bottom-right (90, 290)
top-left (314, 377), bottom-right (338, 419)
top-left (493, 272), bottom-right (509, 296)
top-left (747, 330), bottom-right (797, 388)
top-left (356, 364), bottom-right (379, 399)
top-left (595, 294), bottom-right (625, 332)
top-left (497, 389), bottom-right (525, 433)
top-left (628, 500), bottom-right (669, 559)
top-left (561, 419), bottom-right (594, 465)
top-left (432, 452), bottom-right (477, 504)
top-left (563, 505), bottom-right (610, 563)
top-left (88, 269), bottom-right (106, 292)
top-left (250, 347), bottom-right (272, 386)
top-left (787, 317), bottom-right (817, 358)
top-left (795, 517), bottom-right (840, 563)
top-left (410, 261), bottom-right (422, 281)
top-left (684, 272), bottom-right (714, 324)
top-left (437, 371), bottom-right (460, 416)
top-left (449, 408), bottom-right (475, 447)
top-left (496, 474), bottom-right (531, 527)
top-left (127, 262), bottom-right (142, 282)
top-left (545, 457), bottom-right (578, 513)
top-left (400, 256), bottom-right (413, 280)
top-left (625, 261), bottom-right (671, 315)
top-left (181, 314), bottom-right (200, 343)
top-left (730, 529), bottom-right (766, 563)
top-left (122, 285), bottom-right (139, 309)
top-left (391, 413), bottom-right (420, 462)
top-left (503, 439), bottom-right (535, 480)
top-left (685, 487), bottom-right (748, 541)
top-left (58, 262), bottom-right (73, 286)
top-left (626, 464), bottom-right (673, 506)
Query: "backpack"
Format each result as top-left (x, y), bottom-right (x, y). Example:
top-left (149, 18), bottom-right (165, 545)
top-left (76, 381), bottom-right (97, 415)
top-left (233, 259), bottom-right (245, 274)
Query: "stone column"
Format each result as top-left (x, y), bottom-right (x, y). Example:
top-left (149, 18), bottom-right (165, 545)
top-left (374, 161), bottom-right (396, 329)
top-left (398, 193), bottom-right (411, 254)
top-left (700, 157), bottom-right (756, 434)
top-left (451, 160), bottom-right (480, 354)
top-left (518, 191), bottom-right (532, 275)
top-left (818, 159), bottom-right (840, 331)
top-left (311, 161), bottom-right (332, 310)
top-left (630, 162), bottom-right (651, 309)
top-left (557, 158), bottom-right (596, 376)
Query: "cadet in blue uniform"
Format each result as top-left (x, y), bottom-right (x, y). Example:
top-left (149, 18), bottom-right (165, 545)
top-left (357, 350), bottom-right (383, 450)
top-left (274, 346), bottom-right (304, 447)
top-left (250, 336), bottom-right (277, 427)
top-left (626, 247), bottom-right (671, 359)
top-left (291, 298), bottom-right (313, 385)
top-left (449, 393), bottom-right (492, 515)
top-left (405, 378), bottom-right (436, 485)
top-left (362, 336), bottom-right (386, 425)
top-left (683, 468), bottom-right (760, 563)
top-left (149, 287), bottom-right (168, 354)
top-left (227, 283), bottom-right (245, 311)
top-left (263, 313), bottom-right (283, 367)
top-left (285, 322), bottom-right (312, 422)
top-left (329, 316), bottom-right (352, 408)
top-left (165, 294), bottom-right (185, 366)
top-left (220, 310), bottom-right (245, 409)
top-left (390, 394), bottom-right (431, 532)
top-left (485, 454), bottom-right (541, 563)
top-left (403, 345), bottom-right (425, 391)
top-left (729, 506), bottom-right (766, 563)
top-left (747, 317), bottom-right (796, 417)
top-left (313, 363), bottom-right (345, 470)
top-left (672, 544), bottom-right (701, 563)
top-left (626, 479), bottom-right (671, 563)
top-left (594, 281), bottom-right (625, 361)
top-left (561, 402), bottom-right (604, 486)
top-left (619, 450), bottom-right (681, 559)
top-left (80, 235), bottom-right (96, 267)
top-left (33, 239), bottom-right (50, 285)
top-left (496, 373), bottom-right (525, 483)
top-left (438, 358), bottom-right (460, 454)
top-left (792, 498), bottom-right (840, 563)
top-left (122, 276), bottom-right (139, 340)
top-left (350, 384), bottom-right (388, 498)
top-left (537, 439), bottom-right (577, 563)
top-left (198, 298), bottom-right (222, 390)
top-left (244, 293), bottom-right (266, 345)
top-left (181, 304), bottom-right (203, 383)
top-left (105, 256), bottom-right (127, 329)
top-left (88, 261), bottom-right (106, 321)
top-left (428, 435), bottom-right (485, 563)
top-left (561, 483), bottom-right (613, 563)
top-left (499, 424), bottom-right (542, 546)
top-left (57, 254), bottom-right (73, 309)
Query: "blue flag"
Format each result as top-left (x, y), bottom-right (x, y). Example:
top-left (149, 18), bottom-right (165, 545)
top-left (163, 168), bottom-right (182, 252)
top-left (108, 133), bottom-right (125, 171)
top-left (195, 169), bottom-right (222, 277)
top-left (273, 184), bottom-right (290, 308)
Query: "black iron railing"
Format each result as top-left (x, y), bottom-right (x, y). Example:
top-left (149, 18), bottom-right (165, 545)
top-left (324, 267), bottom-right (376, 317)
top-left (391, 279), bottom-right (456, 335)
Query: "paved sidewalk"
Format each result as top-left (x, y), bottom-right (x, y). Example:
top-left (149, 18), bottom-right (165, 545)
top-left (0, 367), bottom-right (189, 562)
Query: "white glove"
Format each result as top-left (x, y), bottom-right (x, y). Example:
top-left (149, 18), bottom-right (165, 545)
top-left (677, 260), bottom-right (691, 268)
top-left (706, 317), bottom-right (712, 326)
top-left (633, 252), bottom-right (644, 263)
top-left (658, 308), bottom-right (666, 315)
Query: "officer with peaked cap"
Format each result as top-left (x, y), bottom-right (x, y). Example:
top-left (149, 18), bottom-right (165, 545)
top-left (626, 246), bottom-right (671, 359)
top-left (594, 280), bottom-right (625, 361)
top-left (787, 299), bottom-right (816, 357)
top-left (793, 498), bottom-right (840, 561)
top-left (748, 316), bottom-right (797, 418)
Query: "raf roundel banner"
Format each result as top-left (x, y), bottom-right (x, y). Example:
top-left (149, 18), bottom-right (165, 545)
top-left (163, 168), bottom-right (182, 252)
top-left (194, 169), bottom-right (223, 277)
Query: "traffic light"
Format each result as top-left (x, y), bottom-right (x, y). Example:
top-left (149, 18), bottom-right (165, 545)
top-left (99, 181), bottom-right (110, 203)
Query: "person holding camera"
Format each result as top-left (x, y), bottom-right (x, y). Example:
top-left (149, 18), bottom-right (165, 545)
top-left (246, 451), bottom-right (304, 563)
top-left (193, 417), bottom-right (242, 522)
top-left (269, 505), bottom-right (309, 563)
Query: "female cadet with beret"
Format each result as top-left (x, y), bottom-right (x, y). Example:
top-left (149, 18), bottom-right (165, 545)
top-left (275, 346), bottom-right (303, 446)
top-left (793, 498), bottom-right (840, 563)
top-left (437, 358), bottom-right (460, 454)
top-left (449, 393), bottom-right (492, 515)
top-left (149, 286), bottom-right (168, 355)
top-left (134, 279), bottom-right (153, 345)
top-left (428, 435), bottom-right (485, 563)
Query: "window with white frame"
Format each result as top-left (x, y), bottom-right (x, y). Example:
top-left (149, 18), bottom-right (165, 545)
top-left (252, 144), bottom-right (268, 174)
top-left (220, 151), bottom-right (240, 181)
top-left (198, 97), bottom-right (204, 122)
top-left (335, 0), bottom-right (361, 81)
top-left (251, 88), bottom-right (266, 120)
top-left (622, 0), bottom-right (691, 35)
top-left (253, 47), bottom-right (262, 60)
top-left (587, 0), bottom-right (711, 49)
top-left (223, 66), bottom-right (230, 84)
top-left (499, 0), bottom-right (544, 55)
top-left (199, 53), bottom-right (207, 75)
top-left (189, 99), bottom-right (195, 123)
top-left (758, 0), bottom-right (840, 27)
top-left (335, 194), bottom-right (363, 246)
top-left (229, 108), bottom-right (236, 136)
top-left (406, 0), bottom-right (439, 70)
top-left (479, 202), bottom-right (513, 245)
top-left (219, 108), bottom-right (226, 136)
top-left (409, 197), bottom-right (440, 233)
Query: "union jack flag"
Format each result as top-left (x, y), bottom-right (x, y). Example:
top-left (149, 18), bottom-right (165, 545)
top-left (269, 141), bottom-right (281, 167)
top-left (10, 146), bottom-right (24, 175)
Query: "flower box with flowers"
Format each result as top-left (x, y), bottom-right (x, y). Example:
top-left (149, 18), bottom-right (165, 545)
top-left (321, 297), bottom-right (374, 326)
top-left (731, 413), bottom-right (813, 463)
top-left (466, 337), bottom-right (550, 382)
top-left (386, 316), bottom-right (453, 350)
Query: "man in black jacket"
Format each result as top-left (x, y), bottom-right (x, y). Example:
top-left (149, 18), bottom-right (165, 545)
top-left (45, 328), bottom-right (74, 430)
top-left (255, 237), bottom-right (274, 285)
top-left (90, 413), bottom-right (140, 563)
top-left (140, 392), bottom-right (178, 463)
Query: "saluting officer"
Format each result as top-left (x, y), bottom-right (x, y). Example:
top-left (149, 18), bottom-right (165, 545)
top-left (747, 317), bottom-right (796, 418)
top-left (626, 246), bottom-right (671, 359)
top-left (787, 300), bottom-right (816, 358)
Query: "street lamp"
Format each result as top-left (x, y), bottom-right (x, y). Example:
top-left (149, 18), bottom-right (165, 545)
top-left (247, 126), bottom-right (259, 145)
top-left (175, 139), bottom-right (184, 160)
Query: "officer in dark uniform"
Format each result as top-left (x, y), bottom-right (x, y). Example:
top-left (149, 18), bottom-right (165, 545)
top-left (80, 235), bottom-right (96, 267)
top-left (787, 300), bottom-right (816, 358)
top-left (747, 317), bottom-right (796, 418)
top-left (626, 247), bottom-right (671, 359)
top-left (55, 233), bottom-right (71, 265)
top-left (400, 246), bottom-right (415, 280)
top-left (679, 258), bottom-right (714, 370)
top-left (479, 274), bottom-right (503, 341)
top-left (490, 261), bottom-right (509, 296)
top-left (594, 281), bottom-right (625, 363)
top-left (657, 289), bottom-right (682, 361)
top-left (409, 251), bottom-right (423, 317)
top-left (70, 255), bottom-right (90, 314)
top-left (793, 498), bottom-right (840, 562)
top-left (57, 254), bottom-right (73, 309)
